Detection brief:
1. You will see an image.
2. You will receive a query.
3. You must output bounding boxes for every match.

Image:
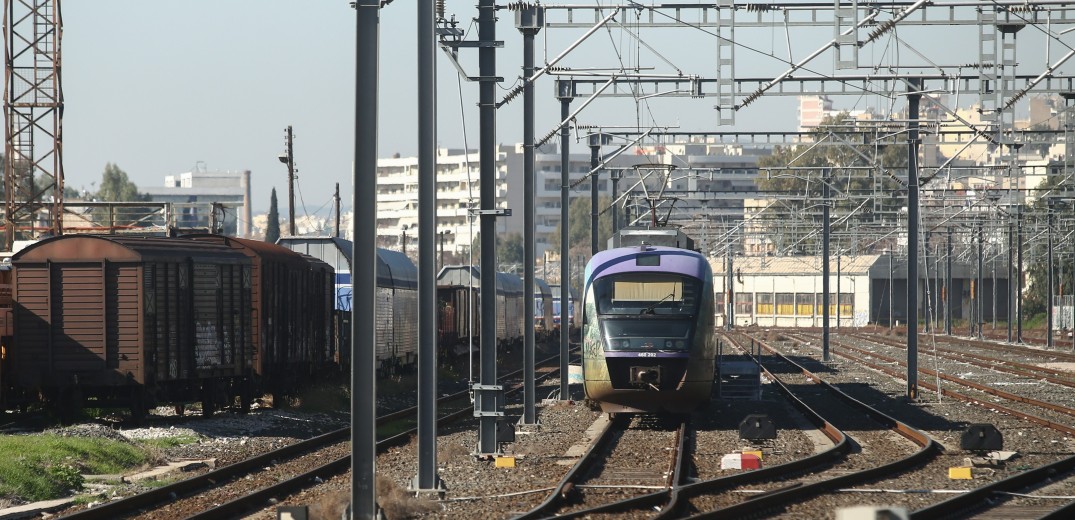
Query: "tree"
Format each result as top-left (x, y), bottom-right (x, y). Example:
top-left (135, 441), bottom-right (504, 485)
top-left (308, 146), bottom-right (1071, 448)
top-left (469, 231), bottom-right (527, 270)
top-left (1021, 175), bottom-right (1074, 321)
top-left (266, 188), bottom-right (281, 243)
top-left (97, 163), bottom-right (144, 202)
top-left (755, 114), bottom-right (908, 254)
top-left (498, 232), bottom-right (524, 268)
top-left (92, 163), bottom-right (155, 228)
top-left (547, 195), bottom-right (613, 256)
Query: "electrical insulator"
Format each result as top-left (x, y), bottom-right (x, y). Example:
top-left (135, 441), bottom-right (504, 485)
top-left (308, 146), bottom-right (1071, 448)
top-left (436, 0), bottom-right (445, 20)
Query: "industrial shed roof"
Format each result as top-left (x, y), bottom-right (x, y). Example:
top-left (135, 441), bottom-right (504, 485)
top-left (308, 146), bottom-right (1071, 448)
top-left (709, 253), bottom-right (997, 280)
top-left (276, 236), bottom-right (416, 289)
top-left (535, 278), bottom-right (552, 298)
top-left (711, 255), bottom-right (881, 276)
top-left (437, 265), bottom-right (519, 295)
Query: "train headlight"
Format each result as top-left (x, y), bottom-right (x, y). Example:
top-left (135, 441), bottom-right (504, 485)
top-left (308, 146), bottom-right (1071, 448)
top-left (665, 340), bottom-right (673, 348)
top-left (675, 340), bottom-right (685, 348)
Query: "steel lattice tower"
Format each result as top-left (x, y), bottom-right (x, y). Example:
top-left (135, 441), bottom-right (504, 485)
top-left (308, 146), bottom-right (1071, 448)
top-left (4, 0), bottom-right (62, 250)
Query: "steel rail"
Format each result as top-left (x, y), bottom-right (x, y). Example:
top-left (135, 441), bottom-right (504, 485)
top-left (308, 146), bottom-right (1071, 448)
top-left (845, 331), bottom-right (1075, 388)
top-left (510, 414), bottom-right (626, 520)
top-left (58, 427), bottom-right (352, 520)
top-left (1041, 498), bottom-right (1075, 519)
top-left (910, 453), bottom-right (1075, 519)
top-left (185, 355), bottom-right (571, 520)
top-left (786, 332), bottom-right (1075, 432)
top-left (932, 331), bottom-right (1075, 363)
top-left (543, 332), bottom-right (852, 520)
top-left (678, 333), bottom-right (938, 519)
top-left (782, 330), bottom-right (1075, 436)
top-left (540, 418), bottom-right (693, 520)
top-left (59, 353), bottom-right (569, 520)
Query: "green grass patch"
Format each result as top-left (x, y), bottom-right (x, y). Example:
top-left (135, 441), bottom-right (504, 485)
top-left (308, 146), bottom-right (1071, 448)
top-left (0, 434), bottom-right (148, 502)
top-left (136, 435), bottom-right (200, 450)
top-left (1025, 313), bottom-right (1047, 330)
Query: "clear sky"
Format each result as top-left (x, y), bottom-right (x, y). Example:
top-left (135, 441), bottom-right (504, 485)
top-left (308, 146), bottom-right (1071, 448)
top-left (61, 2), bottom-right (1062, 217)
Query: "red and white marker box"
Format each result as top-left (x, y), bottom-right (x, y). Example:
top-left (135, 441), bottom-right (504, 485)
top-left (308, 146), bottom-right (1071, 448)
top-left (720, 452), bottom-right (762, 470)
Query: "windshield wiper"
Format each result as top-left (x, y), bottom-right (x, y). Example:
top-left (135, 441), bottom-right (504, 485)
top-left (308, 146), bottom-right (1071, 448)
top-left (639, 292), bottom-right (677, 315)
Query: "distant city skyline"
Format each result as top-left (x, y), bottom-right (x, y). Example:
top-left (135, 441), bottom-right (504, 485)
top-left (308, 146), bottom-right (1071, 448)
top-left (59, 2), bottom-right (1064, 220)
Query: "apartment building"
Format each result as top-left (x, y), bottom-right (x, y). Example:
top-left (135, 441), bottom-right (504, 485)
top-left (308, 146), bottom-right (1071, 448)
top-left (376, 141), bottom-right (761, 258)
top-left (375, 148), bottom-right (509, 257)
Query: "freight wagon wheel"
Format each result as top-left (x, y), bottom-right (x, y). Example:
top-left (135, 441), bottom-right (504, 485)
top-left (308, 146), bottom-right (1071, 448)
top-left (174, 403), bottom-right (185, 416)
top-left (272, 390), bottom-right (293, 409)
top-left (201, 381), bottom-right (218, 417)
top-left (128, 387), bottom-right (147, 425)
top-left (201, 398), bottom-right (215, 417)
top-left (57, 386), bottom-right (84, 425)
top-left (238, 380), bottom-right (253, 414)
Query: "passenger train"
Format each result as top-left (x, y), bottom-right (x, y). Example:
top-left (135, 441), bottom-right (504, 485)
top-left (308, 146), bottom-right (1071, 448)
top-left (581, 241), bottom-right (716, 414)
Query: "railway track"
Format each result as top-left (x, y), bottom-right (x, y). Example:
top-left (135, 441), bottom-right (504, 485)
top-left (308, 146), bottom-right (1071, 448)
top-left (848, 331), bottom-right (1075, 389)
top-left (517, 331), bottom-right (934, 519)
top-left (666, 332), bottom-right (937, 518)
top-left (513, 414), bottom-right (690, 519)
top-left (56, 354), bottom-right (567, 519)
top-left (784, 331), bottom-right (1075, 435)
top-left (768, 330), bottom-right (1075, 518)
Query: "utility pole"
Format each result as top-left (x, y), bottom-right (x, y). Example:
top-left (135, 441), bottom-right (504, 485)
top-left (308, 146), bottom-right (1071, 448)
top-left (836, 252), bottom-right (842, 331)
top-left (611, 170), bottom-right (621, 235)
top-left (1008, 217), bottom-right (1014, 342)
top-left (906, 81), bottom-right (921, 401)
top-left (412, 0), bottom-right (442, 494)
top-left (946, 228), bottom-right (953, 336)
top-left (279, 125), bottom-right (297, 236)
top-left (517, 4), bottom-right (542, 426)
top-left (438, 231), bottom-right (445, 272)
top-left (727, 246), bottom-right (735, 331)
top-left (1048, 200), bottom-right (1055, 348)
top-left (977, 222), bottom-right (984, 340)
top-left (588, 133), bottom-right (611, 255)
top-left (475, 0), bottom-right (502, 457)
top-left (334, 182), bottom-right (341, 238)
top-left (557, 80), bottom-right (573, 402)
top-left (351, 0), bottom-right (380, 517)
top-left (822, 168), bottom-right (831, 361)
top-left (1018, 206), bottom-right (1024, 343)
top-left (888, 250), bottom-right (894, 329)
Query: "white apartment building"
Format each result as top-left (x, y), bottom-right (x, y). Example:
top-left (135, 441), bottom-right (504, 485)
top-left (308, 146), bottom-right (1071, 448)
top-left (503, 143), bottom-right (615, 252)
top-left (376, 142), bottom-right (761, 258)
top-left (375, 148), bottom-right (509, 257)
top-left (501, 141), bottom-right (760, 255)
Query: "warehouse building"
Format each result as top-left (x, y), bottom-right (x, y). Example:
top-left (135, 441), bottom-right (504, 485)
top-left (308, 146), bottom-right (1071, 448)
top-left (711, 254), bottom-right (1009, 329)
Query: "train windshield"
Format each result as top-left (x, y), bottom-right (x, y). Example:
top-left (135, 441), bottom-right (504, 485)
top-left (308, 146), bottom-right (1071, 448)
top-left (592, 273), bottom-right (702, 316)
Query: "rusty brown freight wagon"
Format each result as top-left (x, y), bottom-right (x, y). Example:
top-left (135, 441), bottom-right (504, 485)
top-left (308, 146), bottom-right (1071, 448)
top-left (183, 234), bottom-right (336, 401)
top-left (10, 235), bottom-right (254, 418)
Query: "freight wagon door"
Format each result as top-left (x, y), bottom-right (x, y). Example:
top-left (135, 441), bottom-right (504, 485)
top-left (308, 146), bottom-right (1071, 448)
top-left (52, 264), bottom-right (107, 377)
top-left (106, 263), bottom-right (141, 382)
top-left (193, 263), bottom-right (225, 373)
